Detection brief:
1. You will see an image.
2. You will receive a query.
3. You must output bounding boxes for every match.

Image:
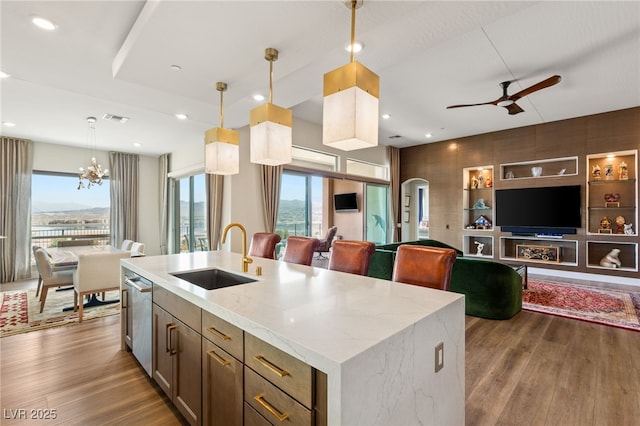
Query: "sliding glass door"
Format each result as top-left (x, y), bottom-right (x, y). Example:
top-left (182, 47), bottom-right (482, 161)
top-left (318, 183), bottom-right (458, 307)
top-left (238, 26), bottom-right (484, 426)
top-left (365, 183), bottom-right (389, 244)
top-left (174, 174), bottom-right (207, 252)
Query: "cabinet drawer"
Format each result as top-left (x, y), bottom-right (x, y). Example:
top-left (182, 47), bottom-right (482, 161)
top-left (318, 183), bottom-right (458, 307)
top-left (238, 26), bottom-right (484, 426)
top-left (244, 402), bottom-right (271, 426)
top-left (153, 285), bottom-right (201, 331)
top-left (245, 333), bottom-right (313, 408)
top-left (245, 367), bottom-right (312, 426)
top-left (202, 310), bottom-right (244, 361)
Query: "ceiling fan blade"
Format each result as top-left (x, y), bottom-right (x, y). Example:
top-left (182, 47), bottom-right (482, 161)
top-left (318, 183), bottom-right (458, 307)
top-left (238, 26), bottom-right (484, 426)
top-left (505, 103), bottom-right (524, 115)
top-left (447, 101), bottom-right (496, 109)
top-left (509, 75), bottom-right (561, 102)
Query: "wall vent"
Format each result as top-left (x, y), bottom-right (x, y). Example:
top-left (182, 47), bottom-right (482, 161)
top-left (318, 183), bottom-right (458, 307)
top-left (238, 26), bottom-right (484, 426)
top-left (103, 113), bottom-right (129, 123)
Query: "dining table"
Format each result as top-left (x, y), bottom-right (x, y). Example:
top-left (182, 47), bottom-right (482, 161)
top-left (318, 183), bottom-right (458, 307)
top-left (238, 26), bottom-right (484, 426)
top-left (45, 245), bottom-right (126, 311)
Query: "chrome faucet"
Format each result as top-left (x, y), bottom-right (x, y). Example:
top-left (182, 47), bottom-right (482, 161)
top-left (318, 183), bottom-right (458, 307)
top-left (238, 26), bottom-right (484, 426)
top-left (221, 222), bottom-right (253, 272)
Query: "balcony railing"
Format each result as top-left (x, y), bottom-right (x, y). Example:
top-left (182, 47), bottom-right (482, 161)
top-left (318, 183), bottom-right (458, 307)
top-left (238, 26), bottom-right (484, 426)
top-left (31, 227), bottom-right (110, 249)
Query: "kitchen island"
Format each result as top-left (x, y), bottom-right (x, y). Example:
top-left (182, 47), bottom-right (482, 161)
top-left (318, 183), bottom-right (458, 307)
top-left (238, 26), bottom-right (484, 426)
top-left (121, 251), bottom-right (464, 425)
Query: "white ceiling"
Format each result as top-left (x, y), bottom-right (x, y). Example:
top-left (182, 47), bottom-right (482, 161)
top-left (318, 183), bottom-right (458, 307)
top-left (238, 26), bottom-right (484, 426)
top-left (2, 1), bottom-right (639, 157)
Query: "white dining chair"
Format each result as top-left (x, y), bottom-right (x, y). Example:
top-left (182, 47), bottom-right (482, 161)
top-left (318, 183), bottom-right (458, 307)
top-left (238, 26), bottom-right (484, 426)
top-left (73, 251), bottom-right (131, 322)
top-left (130, 242), bottom-right (145, 257)
top-left (121, 239), bottom-right (134, 251)
top-left (33, 247), bottom-right (74, 313)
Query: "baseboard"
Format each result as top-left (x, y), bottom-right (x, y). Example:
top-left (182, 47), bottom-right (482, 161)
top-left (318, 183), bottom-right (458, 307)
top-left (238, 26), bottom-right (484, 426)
top-left (529, 267), bottom-right (640, 288)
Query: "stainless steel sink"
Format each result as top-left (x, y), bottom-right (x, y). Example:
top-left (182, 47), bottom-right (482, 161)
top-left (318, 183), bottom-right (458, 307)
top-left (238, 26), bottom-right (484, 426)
top-left (171, 268), bottom-right (256, 290)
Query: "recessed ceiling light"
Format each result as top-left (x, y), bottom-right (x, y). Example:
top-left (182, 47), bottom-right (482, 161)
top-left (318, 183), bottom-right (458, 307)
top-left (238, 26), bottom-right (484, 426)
top-left (253, 94), bottom-right (265, 101)
top-left (2, 121), bottom-right (16, 127)
top-left (169, 65), bottom-right (182, 71)
top-left (31, 16), bottom-right (57, 31)
top-left (175, 113), bottom-right (188, 120)
top-left (132, 142), bottom-right (142, 148)
top-left (0, 71), bottom-right (10, 79)
top-left (382, 114), bottom-right (390, 120)
top-left (425, 133), bottom-right (432, 138)
top-left (345, 41), bottom-right (364, 53)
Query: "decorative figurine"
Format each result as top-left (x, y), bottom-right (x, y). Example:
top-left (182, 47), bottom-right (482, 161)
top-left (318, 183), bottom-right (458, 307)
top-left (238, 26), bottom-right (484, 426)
top-left (470, 175), bottom-right (478, 189)
top-left (615, 215), bottom-right (626, 234)
top-left (604, 193), bottom-right (620, 207)
top-left (599, 216), bottom-right (612, 233)
top-left (619, 161), bottom-right (628, 180)
top-left (477, 174), bottom-right (485, 188)
top-left (531, 166), bottom-right (542, 177)
top-left (471, 199), bottom-right (488, 209)
top-left (604, 164), bottom-right (613, 179)
top-left (558, 168), bottom-right (566, 175)
top-left (485, 176), bottom-right (492, 187)
top-left (473, 215), bottom-right (492, 229)
top-left (592, 164), bottom-right (601, 181)
top-left (599, 249), bottom-right (621, 268)
top-left (624, 223), bottom-right (634, 235)
top-left (505, 171), bottom-right (515, 179)
top-left (474, 241), bottom-right (485, 256)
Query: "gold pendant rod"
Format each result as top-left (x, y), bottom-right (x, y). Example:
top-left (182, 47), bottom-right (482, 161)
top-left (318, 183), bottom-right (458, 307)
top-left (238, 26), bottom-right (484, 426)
top-left (350, 0), bottom-right (357, 63)
top-left (216, 82), bottom-right (227, 128)
top-left (269, 58), bottom-right (274, 104)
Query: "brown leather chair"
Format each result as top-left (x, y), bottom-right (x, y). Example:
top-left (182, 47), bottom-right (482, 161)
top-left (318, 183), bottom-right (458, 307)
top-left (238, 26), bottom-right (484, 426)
top-left (392, 245), bottom-right (457, 291)
top-left (282, 236), bottom-right (320, 266)
top-left (249, 232), bottom-right (282, 259)
top-left (328, 240), bottom-right (376, 276)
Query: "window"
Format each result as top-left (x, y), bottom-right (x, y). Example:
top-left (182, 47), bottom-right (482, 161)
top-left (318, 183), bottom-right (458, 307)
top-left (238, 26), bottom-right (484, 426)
top-left (291, 146), bottom-right (337, 171)
top-left (276, 171), bottom-right (324, 239)
top-left (174, 174), bottom-right (208, 252)
top-left (365, 183), bottom-right (389, 244)
top-left (31, 172), bottom-right (110, 248)
top-left (346, 159), bottom-right (389, 180)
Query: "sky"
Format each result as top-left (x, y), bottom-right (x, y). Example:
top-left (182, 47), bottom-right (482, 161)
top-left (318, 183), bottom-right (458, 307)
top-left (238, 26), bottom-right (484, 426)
top-left (32, 173), bottom-right (110, 210)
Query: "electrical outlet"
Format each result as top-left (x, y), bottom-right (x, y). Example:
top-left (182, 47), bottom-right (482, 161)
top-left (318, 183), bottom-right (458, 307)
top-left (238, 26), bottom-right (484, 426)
top-left (435, 342), bottom-right (444, 372)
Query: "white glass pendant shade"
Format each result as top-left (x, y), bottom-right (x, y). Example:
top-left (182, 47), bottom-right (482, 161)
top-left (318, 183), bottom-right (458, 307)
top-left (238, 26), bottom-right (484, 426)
top-left (249, 102), bottom-right (292, 166)
top-left (204, 127), bottom-right (239, 175)
top-left (323, 61), bottom-right (379, 150)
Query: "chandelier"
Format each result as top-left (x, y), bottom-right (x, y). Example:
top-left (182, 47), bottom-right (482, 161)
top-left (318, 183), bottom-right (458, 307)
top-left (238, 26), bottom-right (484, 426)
top-left (78, 116), bottom-right (108, 189)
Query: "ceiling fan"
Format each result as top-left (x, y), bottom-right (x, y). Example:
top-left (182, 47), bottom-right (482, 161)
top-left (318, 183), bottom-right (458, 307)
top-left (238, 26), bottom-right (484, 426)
top-left (447, 75), bottom-right (562, 115)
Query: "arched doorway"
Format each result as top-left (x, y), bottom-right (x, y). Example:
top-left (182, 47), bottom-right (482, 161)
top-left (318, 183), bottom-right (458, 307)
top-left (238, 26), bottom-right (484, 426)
top-left (401, 178), bottom-right (429, 241)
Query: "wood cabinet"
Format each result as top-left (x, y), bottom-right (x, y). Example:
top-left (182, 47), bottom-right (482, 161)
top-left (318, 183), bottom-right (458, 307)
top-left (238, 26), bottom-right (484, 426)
top-left (201, 310), bottom-right (244, 426)
top-left (152, 287), bottom-right (202, 426)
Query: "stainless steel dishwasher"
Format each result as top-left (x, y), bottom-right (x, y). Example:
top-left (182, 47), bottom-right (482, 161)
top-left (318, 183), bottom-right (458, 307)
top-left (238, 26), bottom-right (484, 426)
top-left (122, 268), bottom-right (152, 376)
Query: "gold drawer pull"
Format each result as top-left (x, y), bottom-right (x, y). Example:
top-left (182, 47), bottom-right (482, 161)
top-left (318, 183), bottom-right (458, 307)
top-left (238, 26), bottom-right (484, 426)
top-left (207, 349), bottom-right (230, 366)
top-left (255, 355), bottom-right (290, 378)
top-left (206, 326), bottom-right (231, 341)
top-left (254, 393), bottom-right (289, 422)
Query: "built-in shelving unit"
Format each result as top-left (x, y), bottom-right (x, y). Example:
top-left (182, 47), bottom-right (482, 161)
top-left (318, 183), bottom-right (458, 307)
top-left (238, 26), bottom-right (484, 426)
top-left (462, 166), bottom-right (494, 257)
top-left (500, 156), bottom-right (578, 181)
top-left (500, 236), bottom-right (578, 267)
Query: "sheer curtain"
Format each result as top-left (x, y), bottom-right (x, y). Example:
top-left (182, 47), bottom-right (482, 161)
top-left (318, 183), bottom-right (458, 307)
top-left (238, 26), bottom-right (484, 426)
top-left (389, 146), bottom-right (401, 242)
top-left (1, 137), bottom-right (33, 282)
top-left (159, 154), bottom-right (170, 254)
top-left (260, 165), bottom-right (282, 232)
top-left (109, 152), bottom-right (139, 247)
top-left (206, 174), bottom-right (224, 250)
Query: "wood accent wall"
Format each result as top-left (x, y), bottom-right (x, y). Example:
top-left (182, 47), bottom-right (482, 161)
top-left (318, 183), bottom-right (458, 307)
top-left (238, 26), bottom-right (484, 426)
top-left (400, 106), bottom-right (640, 277)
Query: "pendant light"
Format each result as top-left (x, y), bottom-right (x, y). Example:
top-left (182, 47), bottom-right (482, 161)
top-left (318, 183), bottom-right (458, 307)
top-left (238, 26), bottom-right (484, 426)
top-left (323, 0), bottom-right (379, 151)
top-left (250, 48), bottom-right (292, 165)
top-left (205, 82), bottom-right (239, 175)
top-left (78, 116), bottom-right (108, 190)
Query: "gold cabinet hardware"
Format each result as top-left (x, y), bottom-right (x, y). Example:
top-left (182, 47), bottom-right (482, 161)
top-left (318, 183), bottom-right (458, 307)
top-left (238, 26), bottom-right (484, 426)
top-left (255, 355), bottom-right (290, 378)
top-left (254, 393), bottom-right (289, 422)
top-left (166, 324), bottom-right (177, 355)
top-left (207, 349), bottom-right (231, 366)
top-left (206, 326), bottom-right (232, 341)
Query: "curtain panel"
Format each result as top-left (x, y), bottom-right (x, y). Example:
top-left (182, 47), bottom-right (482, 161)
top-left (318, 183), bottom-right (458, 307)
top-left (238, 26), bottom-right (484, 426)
top-left (389, 146), bottom-right (401, 242)
top-left (260, 165), bottom-right (283, 233)
top-left (109, 152), bottom-right (139, 247)
top-left (159, 154), bottom-right (170, 254)
top-left (206, 174), bottom-right (224, 250)
top-left (0, 137), bottom-right (33, 283)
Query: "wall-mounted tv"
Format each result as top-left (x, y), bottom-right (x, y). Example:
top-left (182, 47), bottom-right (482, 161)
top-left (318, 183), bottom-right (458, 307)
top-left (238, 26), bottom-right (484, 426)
top-left (334, 192), bottom-right (359, 212)
top-left (495, 185), bottom-right (581, 234)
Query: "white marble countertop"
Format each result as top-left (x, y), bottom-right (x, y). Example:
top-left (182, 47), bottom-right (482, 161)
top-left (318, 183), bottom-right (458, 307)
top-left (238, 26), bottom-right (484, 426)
top-left (121, 251), bottom-right (466, 425)
top-left (121, 251), bottom-right (462, 371)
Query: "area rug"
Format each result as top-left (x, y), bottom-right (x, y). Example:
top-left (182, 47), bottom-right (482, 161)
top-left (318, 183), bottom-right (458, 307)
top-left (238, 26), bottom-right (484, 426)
top-left (0, 288), bottom-right (120, 337)
top-left (523, 279), bottom-right (640, 331)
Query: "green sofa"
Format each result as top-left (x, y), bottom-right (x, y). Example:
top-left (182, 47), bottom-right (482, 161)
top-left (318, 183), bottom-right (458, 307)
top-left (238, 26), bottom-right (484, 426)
top-left (368, 240), bottom-right (522, 320)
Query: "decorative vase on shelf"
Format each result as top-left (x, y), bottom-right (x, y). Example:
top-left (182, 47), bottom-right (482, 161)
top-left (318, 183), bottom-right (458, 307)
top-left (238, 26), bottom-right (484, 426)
top-left (531, 167), bottom-right (542, 177)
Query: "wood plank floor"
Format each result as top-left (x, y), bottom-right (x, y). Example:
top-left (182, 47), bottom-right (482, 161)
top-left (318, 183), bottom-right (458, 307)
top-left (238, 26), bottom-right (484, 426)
top-left (2, 279), bottom-right (640, 425)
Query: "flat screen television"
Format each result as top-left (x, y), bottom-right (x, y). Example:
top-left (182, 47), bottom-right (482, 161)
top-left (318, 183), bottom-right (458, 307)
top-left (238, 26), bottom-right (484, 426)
top-left (334, 192), bottom-right (359, 212)
top-left (495, 185), bottom-right (581, 234)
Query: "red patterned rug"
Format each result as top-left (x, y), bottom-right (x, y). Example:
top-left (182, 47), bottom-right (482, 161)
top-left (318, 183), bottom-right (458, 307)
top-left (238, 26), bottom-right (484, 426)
top-left (523, 279), bottom-right (640, 331)
top-left (0, 289), bottom-right (120, 337)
